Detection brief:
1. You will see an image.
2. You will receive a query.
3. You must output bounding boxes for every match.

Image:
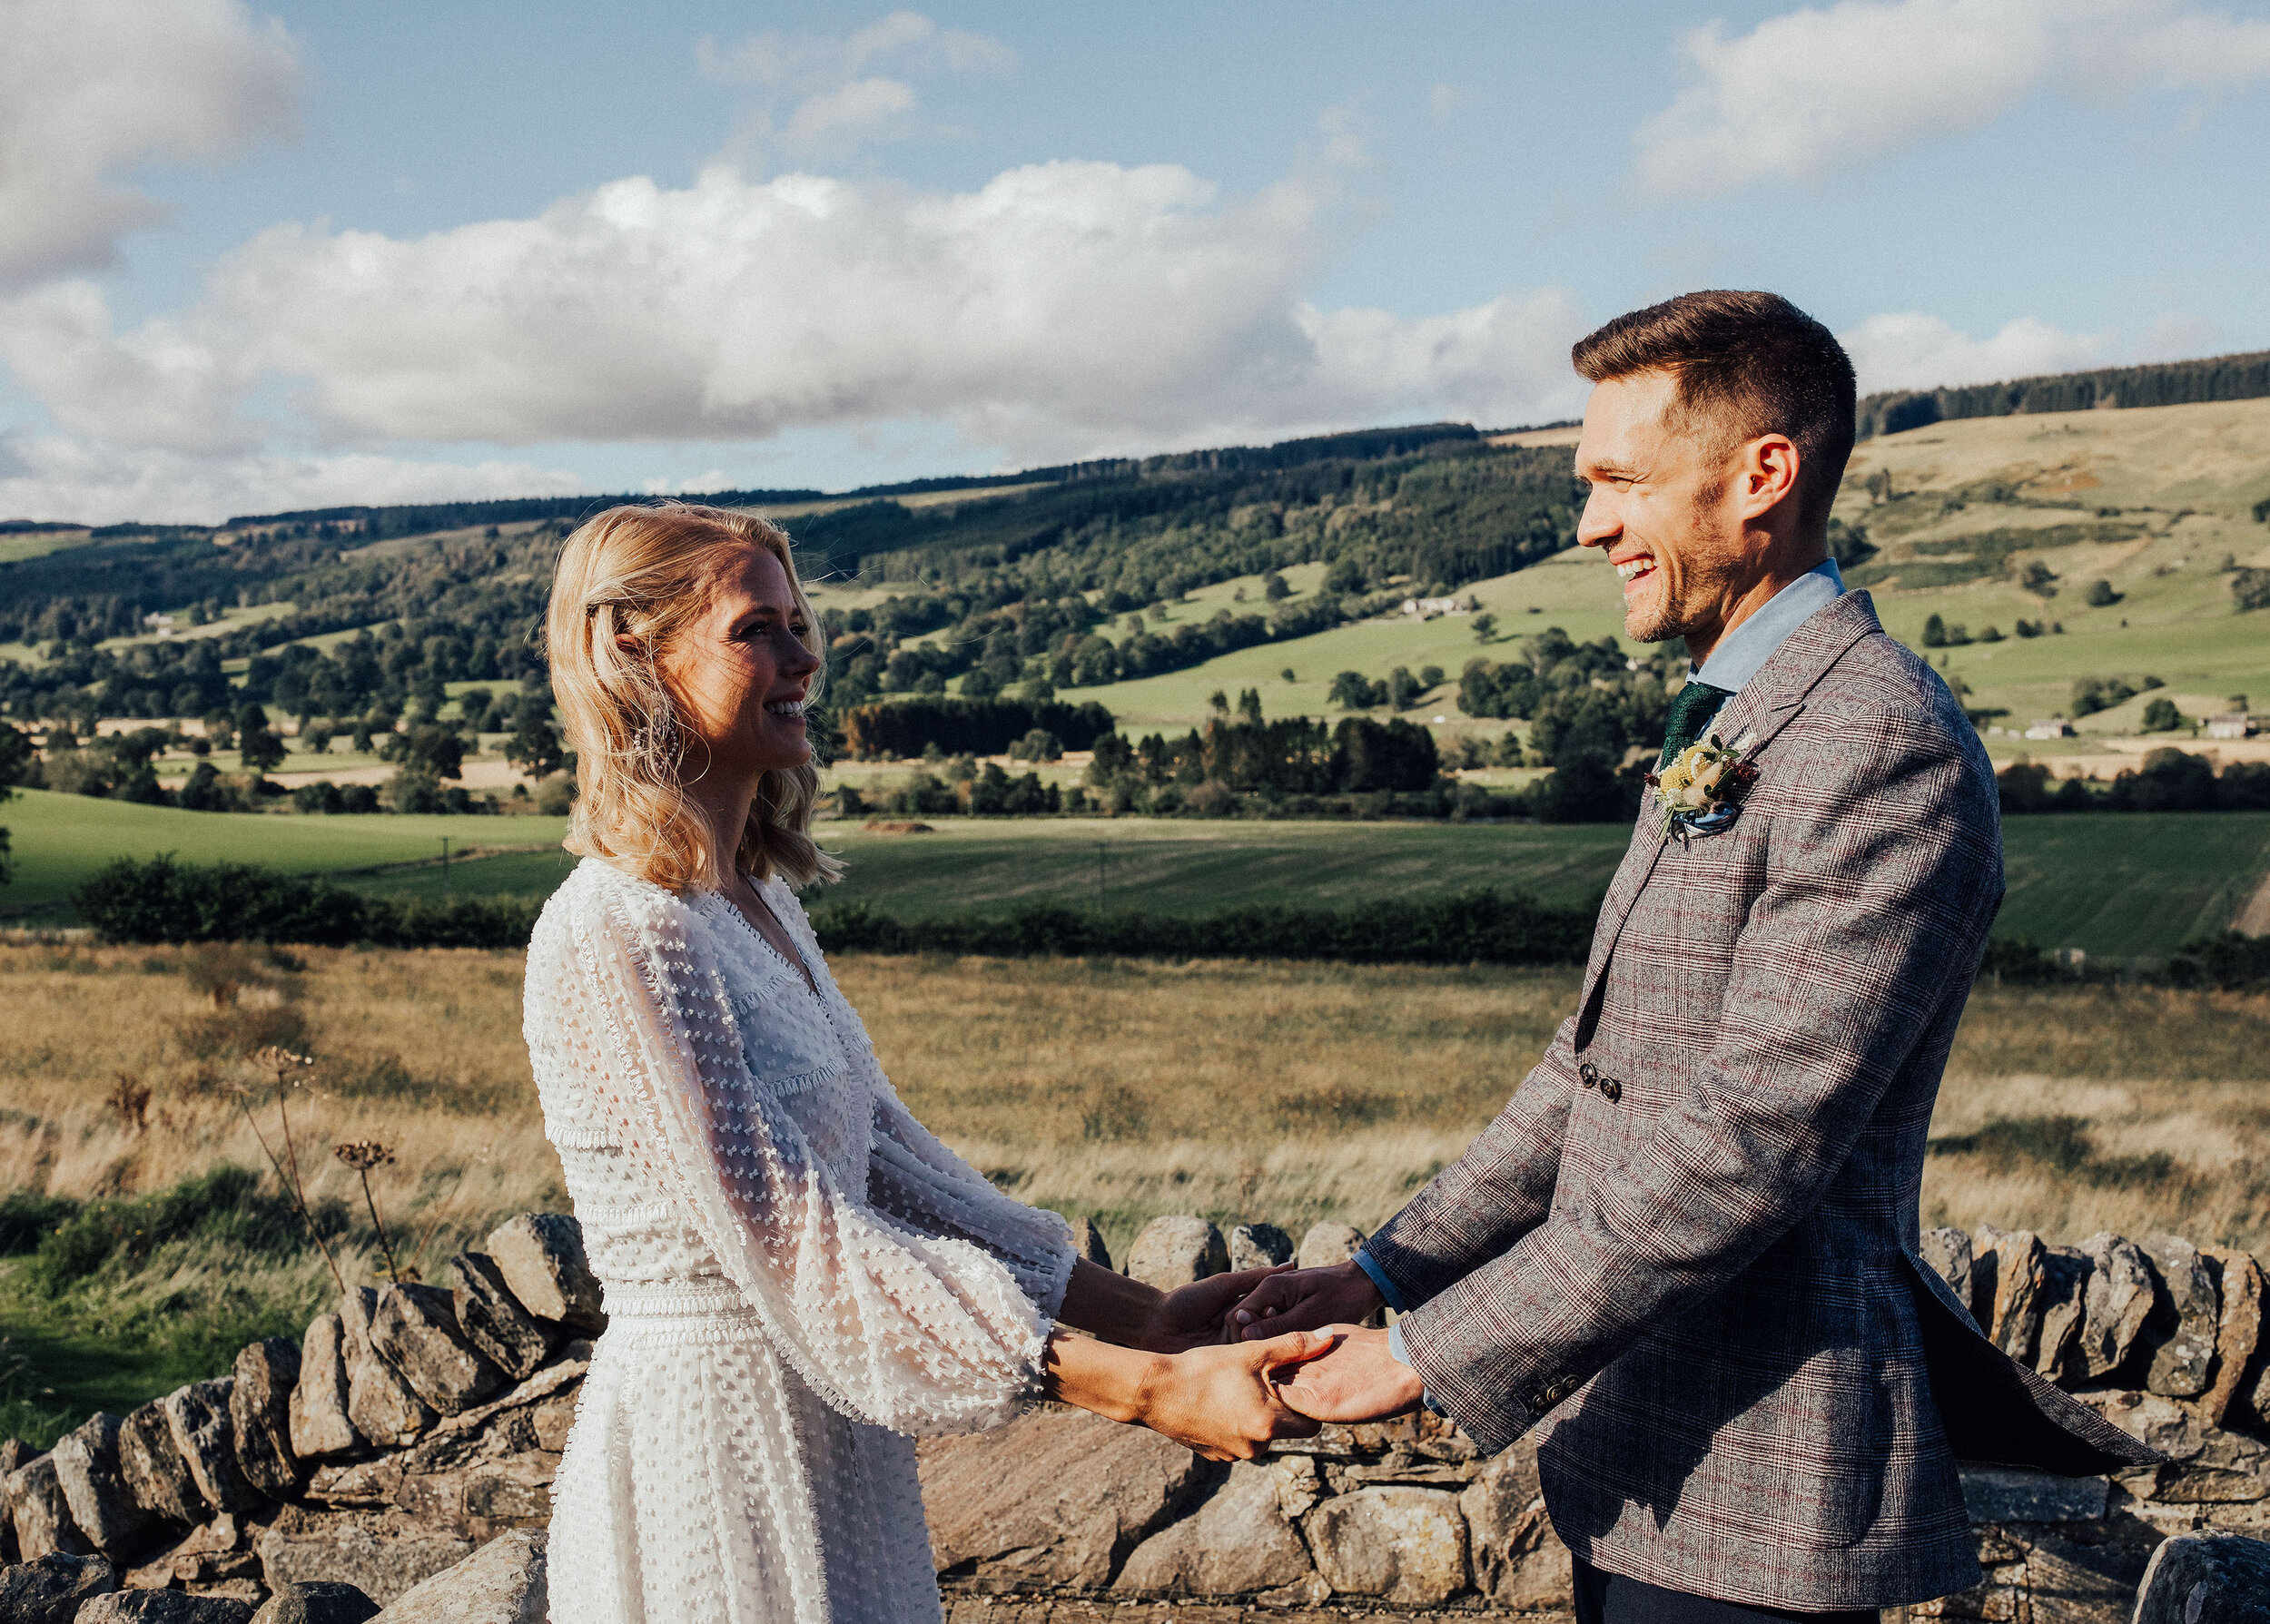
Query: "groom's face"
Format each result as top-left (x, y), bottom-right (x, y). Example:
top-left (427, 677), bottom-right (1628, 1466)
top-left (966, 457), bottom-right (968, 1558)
top-left (1574, 370), bottom-right (1752, 652)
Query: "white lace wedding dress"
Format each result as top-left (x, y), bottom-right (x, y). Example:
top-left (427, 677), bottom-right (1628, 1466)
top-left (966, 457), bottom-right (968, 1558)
top-left (523, 858), bottom-right (1077, 1623)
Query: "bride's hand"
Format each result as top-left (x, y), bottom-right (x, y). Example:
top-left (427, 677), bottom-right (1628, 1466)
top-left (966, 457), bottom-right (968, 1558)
top-left (1138, 1265), bottom-right (1295, 1354)
top-left (1134, 1330), bottom-right (1329, 1462)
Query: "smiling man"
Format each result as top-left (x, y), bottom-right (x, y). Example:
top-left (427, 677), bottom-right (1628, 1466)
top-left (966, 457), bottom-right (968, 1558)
top-left (1233, 292), bottom-right (2155, 1624)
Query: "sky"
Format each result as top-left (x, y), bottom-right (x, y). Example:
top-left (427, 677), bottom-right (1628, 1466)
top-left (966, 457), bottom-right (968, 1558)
top-left (3, 0), bottom-right (2267, 525)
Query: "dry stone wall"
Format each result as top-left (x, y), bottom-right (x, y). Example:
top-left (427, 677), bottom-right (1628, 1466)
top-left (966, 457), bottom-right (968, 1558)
top-left (1, 1213), bottom-right (2265, 1623)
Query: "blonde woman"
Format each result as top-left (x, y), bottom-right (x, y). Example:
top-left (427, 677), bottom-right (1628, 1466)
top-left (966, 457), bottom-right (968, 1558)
top-left (525, 503), bottom-right (1323, 1624)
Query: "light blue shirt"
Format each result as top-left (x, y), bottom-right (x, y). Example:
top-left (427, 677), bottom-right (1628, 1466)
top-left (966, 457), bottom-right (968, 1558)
top-left (1691, 557), bottom-right (1845, 694)
top-left (1365, 561), bottom-right (1847, 1402)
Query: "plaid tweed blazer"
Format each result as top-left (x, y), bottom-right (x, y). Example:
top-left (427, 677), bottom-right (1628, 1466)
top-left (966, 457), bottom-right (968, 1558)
top-left (1364, 590), bottom-right (2154, 1611)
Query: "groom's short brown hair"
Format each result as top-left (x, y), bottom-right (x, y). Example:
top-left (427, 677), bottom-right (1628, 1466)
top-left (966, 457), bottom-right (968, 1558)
top-left (1573, 290), bottom-right (1856, 525)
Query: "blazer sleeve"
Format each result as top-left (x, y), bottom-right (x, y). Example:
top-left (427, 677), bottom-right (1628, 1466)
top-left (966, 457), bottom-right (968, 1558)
top-left (548, 884), bottom-right (1054, 1437)
top-left (1356, 1015), bottom-right (1582, 1308)
top-left (1397, 707), bottom-right (2002, 1456)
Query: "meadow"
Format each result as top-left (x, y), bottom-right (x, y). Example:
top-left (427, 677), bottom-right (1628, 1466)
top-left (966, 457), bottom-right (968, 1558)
top-left (1, 939), bottom-right (2265, 1444)
top-left (10, 790), bottom-right (2255, 961)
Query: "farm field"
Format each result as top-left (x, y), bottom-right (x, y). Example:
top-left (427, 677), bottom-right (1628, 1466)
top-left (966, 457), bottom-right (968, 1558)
top-left (8, 788), bottom-right (2265, 960)
top-left (0, 789), bottom-right (567, 915)
top-left (0, 940), bottom-right (2263, 1442)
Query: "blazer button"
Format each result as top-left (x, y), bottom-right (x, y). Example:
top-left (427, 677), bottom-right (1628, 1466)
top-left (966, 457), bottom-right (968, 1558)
top-left (1577, 1061), bottom-right (1599, 1088)
top-left (1598, 1078), bottom-right (1623, 1103)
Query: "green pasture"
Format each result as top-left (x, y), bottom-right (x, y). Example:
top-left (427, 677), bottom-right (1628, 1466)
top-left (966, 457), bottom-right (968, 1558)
top-left (0, 789), bottom-right (567, 917)
top-left (280, 810), bottom-right (2270, 964)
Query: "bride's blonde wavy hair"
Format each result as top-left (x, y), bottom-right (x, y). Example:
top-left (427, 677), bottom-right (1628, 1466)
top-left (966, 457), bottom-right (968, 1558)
top-left (545, 502), bottom-right (842, 893)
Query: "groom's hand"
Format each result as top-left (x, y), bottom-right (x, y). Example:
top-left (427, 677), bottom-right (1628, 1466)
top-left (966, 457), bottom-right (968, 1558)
top-left (1139, 1265), bottom-right (1294, 1354)
top-left (1274, 1326), bottom-right (1425, 1424)
top-left (1229, 1260), bottom-right (1383, 1341)
top-left (1136, 1331), bottom-right (1329, 1462)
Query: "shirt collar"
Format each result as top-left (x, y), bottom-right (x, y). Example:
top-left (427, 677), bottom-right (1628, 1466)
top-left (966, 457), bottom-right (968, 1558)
top-left (1691, 558), bottom-right (1845, 694)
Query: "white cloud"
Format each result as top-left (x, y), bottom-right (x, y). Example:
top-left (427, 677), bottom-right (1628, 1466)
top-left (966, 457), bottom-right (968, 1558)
top-left (785, 78), bottom-right (918, 143)
top-left (1636, 0), bottom-right (2270, 198)
top-left (698, 11), bottom-right (1012, 153)
top-left (2, 161), bottom-right (1588, 474)
top-left (0, 428), bottom-right (583, 527)
top-left (0, 0), bottom-right (300, 290)
top-left (1839, 311), bottom-right (2118, 393)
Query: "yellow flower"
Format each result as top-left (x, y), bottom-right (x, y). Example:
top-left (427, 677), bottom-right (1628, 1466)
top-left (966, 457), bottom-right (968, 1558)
top-left (1659, 741), bottom-right (1713, 795)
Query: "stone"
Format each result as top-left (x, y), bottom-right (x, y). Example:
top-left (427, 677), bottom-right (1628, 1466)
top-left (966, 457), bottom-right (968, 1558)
top-left (250, 1582), bottom-right (380, 1624)
top-left (370, 1286), bottom-right (501, 1417)
top-left (160, 1381), bottom-right (257, 1515)
top-left (1112, 1462), bottom-right (1311, 1597)
top-left (0, 1441), bottom-right (25, 1566)
top-left (2076, 1390), bottom-right (2209, 1461)
top-left (1304, 1484), bottom-right (1470, 1605)
top-left (76, 1594), bottom-right (256, 1622)
top-left (1920, 1227), bottom-right (1975, 1321)
top-left (0, 1550), bottom-right (117, 1621)
top-left (255, 1509), bottom-right (472, 1608)
top-left (2200, 1249), bottom-right (2264, 1429)
top-left (2076, 1233), bottom-right (2156, 1379)
top-left (289, 1315), bottom-right (359, 1462)
top-left (917, 1407), bottom-right (1216, 1589)
top-left (448, 1256), bottom-right (556, 1384)
top-left (5, 1452), bottom-right (92, 1560)
top-left (1957, 1466), bottom-right (2109, 1523)
top-left (1973, 1225), bottom-right (2048, 1363)
top-left (2131, 1532), bottom-right (2270, 1624)
top-left (2024, 1533), bottom-right (2155, 1624)
top-left (1298, 1221), bottom-right (1366, 1272)
top-left (1065, 1219), bottom-right (1112, 1272)
top-left (483, 1216), bottom-right (603, 1334)
top-left (1227, 1224), bottom-right (1294, 1274)
top-left (1460, 1435), bottom-right (1571, 1610)
top-left (118, 1404), bottom-right (203, 1529)
top-left (1123, 1217), bottom-right (1227, 1290)
top-left (1271, 1454), bottom-right (1323, 1521)
top-left (53, 1413), bottom-right (159, 1560)
top-left (2138, 1233), bottom-right (2221, 1398)
top-left (340, 1291), bottom-right (435, 1450)
top-left (368, 1529), bottom-right (547, 1623)
top-left (232, 1340), bottom-right (302, 1500)
top-left (2034, 1245), bottom-right (2092, 1382)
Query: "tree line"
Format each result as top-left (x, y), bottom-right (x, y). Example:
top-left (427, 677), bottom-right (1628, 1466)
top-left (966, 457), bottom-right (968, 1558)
top-left (1858, 349), bottom-right (2270, 438)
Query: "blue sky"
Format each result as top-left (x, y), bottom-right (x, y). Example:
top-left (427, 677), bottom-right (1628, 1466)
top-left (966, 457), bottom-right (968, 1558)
top-left (3, 0), bottom-right (2267, 523)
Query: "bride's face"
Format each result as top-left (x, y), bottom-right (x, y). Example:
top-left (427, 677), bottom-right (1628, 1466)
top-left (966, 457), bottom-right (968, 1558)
top-left (651, 544), bottom-right (822, 781)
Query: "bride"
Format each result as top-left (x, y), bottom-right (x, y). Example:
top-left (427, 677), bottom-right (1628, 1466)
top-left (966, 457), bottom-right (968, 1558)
top-left (524, 503), bottom-right (1327, 1623)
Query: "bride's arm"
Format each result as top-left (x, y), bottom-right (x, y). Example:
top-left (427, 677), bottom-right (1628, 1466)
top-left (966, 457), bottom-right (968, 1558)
top-left (1041, 1324), bottom-right (1329, 1462)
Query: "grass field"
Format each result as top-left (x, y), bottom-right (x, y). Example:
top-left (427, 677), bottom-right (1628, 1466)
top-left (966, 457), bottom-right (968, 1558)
top-left (11, 789), bottom-right (2262, 959)
top-left (344, 812), bottom-right (2270, 961)
top-left (0, 789), bottom-right (567, 915)
top-left (0, 940), bottom-right (2263, 1442)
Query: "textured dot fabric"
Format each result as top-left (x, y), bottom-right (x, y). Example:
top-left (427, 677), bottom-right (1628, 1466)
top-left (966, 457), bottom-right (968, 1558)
top-left (525, 859), bottom-right (1078, 1624)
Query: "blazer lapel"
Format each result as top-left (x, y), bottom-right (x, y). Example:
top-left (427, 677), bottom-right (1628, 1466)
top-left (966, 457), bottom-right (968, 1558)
top-left (1574, 590), bottom-right (1889, 1019)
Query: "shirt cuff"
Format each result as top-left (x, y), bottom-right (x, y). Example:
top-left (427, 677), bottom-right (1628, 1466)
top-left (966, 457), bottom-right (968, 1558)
top-left (1354, 1249), bottom-right (1409, 1314)
top-left (1387, 1318), bottom-right (1449, 1419)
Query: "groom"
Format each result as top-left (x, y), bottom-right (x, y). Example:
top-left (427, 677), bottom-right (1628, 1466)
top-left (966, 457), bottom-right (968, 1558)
top-left (1231, 291), bottom-right (2155, 1621)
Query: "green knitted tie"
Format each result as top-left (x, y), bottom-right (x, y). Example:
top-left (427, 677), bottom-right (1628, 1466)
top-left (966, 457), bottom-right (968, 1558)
top-left (1658, 680), bottom-right (1734, 769)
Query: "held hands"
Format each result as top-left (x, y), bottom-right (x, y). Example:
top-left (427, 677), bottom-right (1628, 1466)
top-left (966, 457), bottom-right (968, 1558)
top-left (1137, 1331), bottom-right (1331, 1462)
top-left (1139, 1265), bottom-right (1300, 1354)
top-left (1228, 1260), bottom-right (1385, 1342)
top-left (1270, 1325), bottom-right (1425, 1424)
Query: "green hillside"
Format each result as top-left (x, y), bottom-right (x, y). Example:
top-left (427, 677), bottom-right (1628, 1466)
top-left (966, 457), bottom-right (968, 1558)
top-left (281, 812), bottom-right (2270, 964)
top-left (0, 790), bottom-right (566, 915)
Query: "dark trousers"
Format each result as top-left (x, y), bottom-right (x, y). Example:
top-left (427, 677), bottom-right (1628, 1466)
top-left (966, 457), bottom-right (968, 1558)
top-left (1574, 1559), bottom-right (1882, 1624)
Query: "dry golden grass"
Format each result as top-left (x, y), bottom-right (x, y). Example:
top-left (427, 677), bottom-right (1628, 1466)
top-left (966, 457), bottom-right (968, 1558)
top-left (2, 944), bottom-right (2265, 1269)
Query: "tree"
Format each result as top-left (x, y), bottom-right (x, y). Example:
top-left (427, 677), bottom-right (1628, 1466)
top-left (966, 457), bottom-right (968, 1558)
top-left (1471, 612), bottom-right (1497, 643)
top-left (2141, 696), bottom-right (2183, 733)
top-left (1261, 571), bottom-right (1289, 602)
top-left (1921, 614), bottom-right (1947, 648)
top-left (1237, 688), bottom-right (1264, 724)
top-left (1387, 667), bottom-right (1422, 710)
top-left (236, 704), bottom-right (287, 773)
top-left (1324, 557), bottom-right (1364, 595)
top-left (507, 676), bottom-right (567, 778)
top-left (1328, 671), bottom-right (1382, 710)
top-left (2086, 580), bottom-right (2120, 607)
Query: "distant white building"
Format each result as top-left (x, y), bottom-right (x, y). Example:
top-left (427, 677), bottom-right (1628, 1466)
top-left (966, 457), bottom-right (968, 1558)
top-left (1400, 596), bottom-right (1466, 618)
top-left (2024, 719), bottom-right (2075, 740)
top-left (2206, 713), bottom-right (2255, 740)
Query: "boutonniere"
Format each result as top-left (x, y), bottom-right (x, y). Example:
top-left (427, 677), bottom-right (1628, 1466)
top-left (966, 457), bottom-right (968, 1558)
top-left (1646, 730), bottom-right (1759, 843)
